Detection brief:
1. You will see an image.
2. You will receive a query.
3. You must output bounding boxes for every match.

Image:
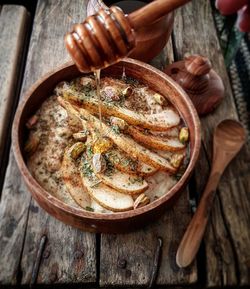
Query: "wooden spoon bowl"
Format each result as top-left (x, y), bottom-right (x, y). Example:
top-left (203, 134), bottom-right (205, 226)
top-left (12, 58), bottom-right (201, 233)
top-left (214, 119), bottom-right (246, 152)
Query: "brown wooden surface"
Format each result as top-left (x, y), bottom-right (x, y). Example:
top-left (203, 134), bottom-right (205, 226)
top-left (0, 0), bottom-right (249, 288)
top-left (173, 0), bottom-right (250, 286)
top-left (0, 5), bottom-right (29, 189)
top-left (100, 189), bottom-right (197, 286)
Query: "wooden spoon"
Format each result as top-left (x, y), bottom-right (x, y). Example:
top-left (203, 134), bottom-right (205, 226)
top-left (176, 119), bottom-right (246, 268)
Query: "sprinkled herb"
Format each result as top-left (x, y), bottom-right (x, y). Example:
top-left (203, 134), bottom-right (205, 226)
top-left (86, 146), bottom-right (93, 158)
top-left (124, 77), bottom-right (139, 86)
top-left (82, 157), bottom-right (94, 177)
top-left (128, 176), bottom-right (144, 184)
top-left (111, 125), bottom-right (120, 135)
top-left (102, 158), bottom-right (114, 176)
top-left (85, 206), bottom-right (94, 212)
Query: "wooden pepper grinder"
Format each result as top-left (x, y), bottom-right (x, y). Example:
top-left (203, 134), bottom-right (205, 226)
top-left (164, 55), bottom-right (225, 116)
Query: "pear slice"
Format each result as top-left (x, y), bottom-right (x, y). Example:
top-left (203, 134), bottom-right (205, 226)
top-left (105, 148), bottom-right (157, 176)
top-left (58, 97), bottom-right (176, 172)
top-left (80, 154), bottom-right (134, 212)
top-left (138, 162), bottom-right (158, 176)
top-left (127, 126), bottom-right (185, 151)
top-left (80, 170), bottom-right (134, 212)
top-left (58, 90), bottom-right (180, 131)
top-left (61, 145), bottom-right (91, 208)
top-left (78, 106), bottom-right (177, 173)
top-left (94, 167), bottom-right (149, 195)
top-left (91, 199), bottom-right (112, 213)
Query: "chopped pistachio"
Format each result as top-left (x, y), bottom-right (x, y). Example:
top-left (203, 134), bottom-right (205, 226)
top-left (85, 206), bottom-right (94, 212)
top-left (92, 153), bottom-right (106, 173)
top-left (101, 86), bottom-right (120, 101)
top-left (153, 93), bottom-right (165, 105)
top-left (134, 193), bottom-right (150, 209)
top-left (73, 132), bottom-right (87, 142)
top-left (24, 135), bottom-right (40, 154)
top-left (79, 77), bottom-right (94, 87)
top-left (70, 142), bottom-right (86, 159)
top-left (179, 127), bottom-right (189, 144)
top-left (93, 137), bottom-right (113, 154)
top-left (170, 154), bottom-right (184, 169)
top-left (110, 117), bottom-right (128, 131)
top-left (122, 86), bottom-right (133, 97)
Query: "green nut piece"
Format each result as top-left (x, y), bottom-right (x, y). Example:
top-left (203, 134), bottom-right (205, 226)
top-left (70, 142), bottom-right (86, 159)
top-left (170, 154), bottom-right (184, 169)
top-left (110, 117), bottom-right (128, 131)
top-left (73, 132), bottom-right (87, 142)
top-left (122, 86), bottom-right (133, 97)
top-left (179, 127), bottom-right (189, 144)
top-left (153, 93), bottom-right (165, 105)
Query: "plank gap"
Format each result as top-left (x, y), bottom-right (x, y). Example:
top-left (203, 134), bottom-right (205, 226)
top-left (16, 198), bottom-right (32, 286)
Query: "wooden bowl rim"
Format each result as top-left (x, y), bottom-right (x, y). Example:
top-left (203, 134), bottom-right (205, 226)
top-left (12, 58), bottom-right (201, 221)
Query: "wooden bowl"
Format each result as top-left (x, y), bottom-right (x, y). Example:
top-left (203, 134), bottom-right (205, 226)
top-left (87, 0), bottom-right (174, 63)
top-left (12, 59), bottom-right (201, 233)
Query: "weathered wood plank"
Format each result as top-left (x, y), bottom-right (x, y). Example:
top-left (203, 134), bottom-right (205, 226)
top-left (100, 41), bottom-right (197, 287)
top-left (173, 0), bottom-right (250, 286)
top-left (0, 153), bottom-right (31, 285)
top-left (100, 190), bottom-right (197, 287)
top-left (0, 5), bottom-right (30, 190)
top-left (0, 0), bottom-right (97, 286)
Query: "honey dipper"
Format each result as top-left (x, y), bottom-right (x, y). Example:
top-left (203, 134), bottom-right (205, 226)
top-left (65, 0), bottom-right (190, 72)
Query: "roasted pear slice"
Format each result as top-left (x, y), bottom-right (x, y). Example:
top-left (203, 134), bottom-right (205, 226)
top-left (80, 156), bottom-right (134, 212)
top-left (90, 199), bottom-right (112, 213)
top-left (57, 97), bottom-right (176, 172)
top-left (79, 107), bottom-right (177, 172)
top-left (59, 90), bottom-right (180, 131)
top-left (59, 96), bottom-right (158, 176)
top-left (61, 145), bottom-right (91, 208)
top-left (127, 126), bottom-right (186, 151)
top-left (105, 148), bottom-right (157, 176)
top-left (93, 166), bottom-right (149, 195)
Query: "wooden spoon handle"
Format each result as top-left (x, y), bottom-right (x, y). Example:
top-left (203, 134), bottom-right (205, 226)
top-left (128, 0), bottom-right (190, 28)
top-left (176, 171), bottom-right (221, 268)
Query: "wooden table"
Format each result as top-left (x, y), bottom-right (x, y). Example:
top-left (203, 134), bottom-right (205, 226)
top-left (0, 1), bottom-right (249, 288)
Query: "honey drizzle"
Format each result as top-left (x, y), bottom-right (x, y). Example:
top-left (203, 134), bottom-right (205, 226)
top-left (94, 69), bottom-right (102, 136)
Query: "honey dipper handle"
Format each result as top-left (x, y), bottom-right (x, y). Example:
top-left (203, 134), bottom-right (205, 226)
top-left (128, 0), bottom-right (190, 28)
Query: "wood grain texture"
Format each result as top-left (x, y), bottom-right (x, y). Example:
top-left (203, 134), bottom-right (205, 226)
top-left (173, 0), bottom-right (250, 286)
top-left (100, 190), bottom-right (197, 287)
top-left (0, 5), bottom-right (29, 188)
top-left (164, 55), bottom-right (225, 115)
top-left (99, 41), bottom-right (197, 287)
top-left (0, 0), bottom-right (96, 286)
top-left (0, 153), bottom-right (31, 285)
